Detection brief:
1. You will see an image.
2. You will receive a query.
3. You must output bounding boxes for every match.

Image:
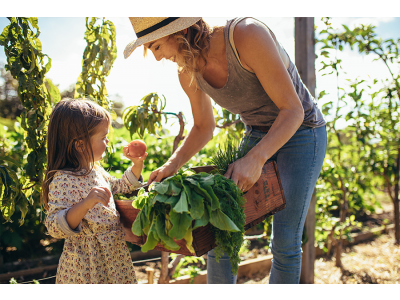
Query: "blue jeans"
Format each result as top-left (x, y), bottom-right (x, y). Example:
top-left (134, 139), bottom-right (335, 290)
top-left (207, 125), bottom-right (327, 284)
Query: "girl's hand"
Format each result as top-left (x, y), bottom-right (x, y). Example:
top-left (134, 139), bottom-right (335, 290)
top-left (224, 155), bottom-right (263, 192)
top-left (123, 146), bottom-right (148, 163)
top-left (66, 186), bottom-right (112, 230)
top-left (83, 187), bottom-right (112, 210)
top-left (123, 146), bottom-right (147, 180)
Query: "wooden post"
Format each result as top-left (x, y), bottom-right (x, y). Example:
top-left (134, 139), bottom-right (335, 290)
top-left (295, 17), bottom-right (316, 284)
top-left (146, 267), bottom-right (154, 284)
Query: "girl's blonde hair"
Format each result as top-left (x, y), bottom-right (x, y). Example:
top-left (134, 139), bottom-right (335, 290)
top-left (144, 18), bottom-right (215, 85)
top-left (41, 98), bottom-right (111, 210)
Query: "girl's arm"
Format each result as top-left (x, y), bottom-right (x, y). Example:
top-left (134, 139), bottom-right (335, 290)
top-left (65, 186), bottom-right (111, 229)
top-left (45, 173), bottom-right (111, 237)
top-left (148, 72), bottom-right (216, 184)
top-left (225, 18), bottom-right (304, 192)
top-left (101, 152), bottom-right (146, 195)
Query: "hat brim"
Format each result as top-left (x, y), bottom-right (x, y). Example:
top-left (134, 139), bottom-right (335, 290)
top-left (124, 17), bottom-right (202, 59)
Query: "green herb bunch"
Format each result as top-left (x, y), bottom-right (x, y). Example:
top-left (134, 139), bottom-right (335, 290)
top-left (209, 137), bottom-right (254, 175)
top-left (211, 175), bottom-right (246, 275)
top-left (130, 170), bottom-right (245, 274)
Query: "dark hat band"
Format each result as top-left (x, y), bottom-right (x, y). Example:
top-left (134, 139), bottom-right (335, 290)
top-left (136, 17), bottom-right (179, 38)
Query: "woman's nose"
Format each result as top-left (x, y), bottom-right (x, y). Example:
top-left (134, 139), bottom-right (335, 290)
top-left (155, 53), bottom-right (163, 61)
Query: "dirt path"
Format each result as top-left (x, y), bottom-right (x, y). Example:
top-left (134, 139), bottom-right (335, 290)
top-left (238, 231), bottom-right (400, 284)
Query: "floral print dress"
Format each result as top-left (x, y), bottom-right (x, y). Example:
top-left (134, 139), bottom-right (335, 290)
top-left (45, 165), bottom-right (142, 284)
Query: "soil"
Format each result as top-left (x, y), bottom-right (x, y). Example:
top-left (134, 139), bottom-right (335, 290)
top-left (237, 231), bottom-right (400, 284)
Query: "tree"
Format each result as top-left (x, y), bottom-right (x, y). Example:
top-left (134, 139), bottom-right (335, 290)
top-left (317, 18), bottom-right (400, 245)
top-left (313, 17), bottom-right (400, 268)
top-left (0, 17), bottom-right (60, 224)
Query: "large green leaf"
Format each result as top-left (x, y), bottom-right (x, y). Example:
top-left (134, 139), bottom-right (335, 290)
top-left (168, 210), bottom-right (192, 240)
top-left (173, 189), bottom-right (189, 213)
top-left (210, 209), bottom-right (240, 232)
top-left (155, 214), bottom-right (180, 251)
top-left (131, 210), bottom-right (143, 236)
top-left (153, 180), bottom-right (169, 195)
top-left (193, 203), bottom-right (210, 230)
top-left (184, 184), bottom-right (204, 220)
top-left (45, 77), bottom-right (60, 103)
top-left (141, 223), bottom-right (160, 252)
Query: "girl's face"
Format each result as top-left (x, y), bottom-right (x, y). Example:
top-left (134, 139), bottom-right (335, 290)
top-left (144, 35), bottom-right (180, 64)
top-left (89, 120), bottom-right (110, 163)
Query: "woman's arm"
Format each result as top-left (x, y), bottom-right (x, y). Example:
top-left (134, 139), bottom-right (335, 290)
top-left (225, 18), bottom-right (304, 192)
top-left (148, 71), bottom-right (216, 183)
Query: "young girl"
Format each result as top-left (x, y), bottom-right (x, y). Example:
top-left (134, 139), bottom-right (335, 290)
top-left (42, 98), bottom-right (147, 284)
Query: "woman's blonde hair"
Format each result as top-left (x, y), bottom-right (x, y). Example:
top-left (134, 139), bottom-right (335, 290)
top-left (41, 98), bottom-right (111, 210)
top-left (144, 18), bottom-right (214, 85)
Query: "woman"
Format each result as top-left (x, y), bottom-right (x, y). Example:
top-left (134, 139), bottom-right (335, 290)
top-left (124, 17), bottom-right (327, 284)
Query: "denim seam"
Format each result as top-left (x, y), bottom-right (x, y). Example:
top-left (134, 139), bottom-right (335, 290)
top-left (295, 128), bottom-right (318, 240)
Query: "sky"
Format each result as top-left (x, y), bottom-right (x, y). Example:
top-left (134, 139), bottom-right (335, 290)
top-left (1, 1), bottom-right (399, 135)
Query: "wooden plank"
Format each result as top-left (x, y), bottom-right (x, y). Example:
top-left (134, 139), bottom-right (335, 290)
top-left (0, 264), bottom-right (58, 281)
top-left (295, 17), bottom-right (317, 284)
top-left (294, 17), bottom-right (316, 97)
top-left (300, 190), bottom-right (316, 283)
top-left (169, 255), bottom-right (273, 284)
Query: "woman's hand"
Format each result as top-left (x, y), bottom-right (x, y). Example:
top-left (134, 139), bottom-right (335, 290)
top-left (224, 155), bottom-right (264, 193)
top-left (147, 160), bottom-right (179, 184)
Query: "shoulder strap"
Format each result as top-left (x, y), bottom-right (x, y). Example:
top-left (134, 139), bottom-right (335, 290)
top-left (228, 17), bottom-right (254, 73)
top-left (228, 17), bottom-right (290, 71)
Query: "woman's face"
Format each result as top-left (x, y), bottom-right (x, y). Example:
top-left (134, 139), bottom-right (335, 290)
top-left (144, 35), bottom-right (180, 64)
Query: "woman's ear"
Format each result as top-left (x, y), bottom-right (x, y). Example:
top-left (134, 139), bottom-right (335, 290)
top-left (183, 28), bottom-right (188, 35)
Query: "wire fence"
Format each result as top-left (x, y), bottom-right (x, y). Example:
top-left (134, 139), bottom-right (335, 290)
top-left (9, 256), bottom-right (162, 284)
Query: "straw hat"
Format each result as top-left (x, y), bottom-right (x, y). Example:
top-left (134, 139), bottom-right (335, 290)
top-left (124, 17), bottom-right (202, 59)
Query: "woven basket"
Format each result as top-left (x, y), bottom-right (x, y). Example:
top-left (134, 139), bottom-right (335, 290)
top-left (115, 160), bottom-right (285, 256)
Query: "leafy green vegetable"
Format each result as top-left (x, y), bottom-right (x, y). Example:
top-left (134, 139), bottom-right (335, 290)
top-left (130, 169), bottom-right (246, 273)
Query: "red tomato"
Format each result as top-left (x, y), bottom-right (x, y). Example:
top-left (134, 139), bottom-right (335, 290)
top-left (127, 140), bottom-right (147, 157)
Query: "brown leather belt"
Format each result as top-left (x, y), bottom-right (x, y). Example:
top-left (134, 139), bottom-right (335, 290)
top-left (251, 125), bottom-right (271, 132)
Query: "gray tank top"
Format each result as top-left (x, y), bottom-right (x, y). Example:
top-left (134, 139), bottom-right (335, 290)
top-left (195, 17), bottom-right (326, 129)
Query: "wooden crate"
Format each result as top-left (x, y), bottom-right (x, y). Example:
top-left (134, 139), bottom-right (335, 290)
top-left (115, 160), bottom-right (285, 257)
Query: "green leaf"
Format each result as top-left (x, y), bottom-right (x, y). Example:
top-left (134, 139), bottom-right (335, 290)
top-left (166, 180), bottom-right (181, 196)
top-left (0, 156), bottom-right (22, 168)
top-left (193, 203), bottom-right (210, 230)
top-left (152, 193), bottom-right (169, 205)
top-left (45, 78), bottom-right (60, 103)
top-left (153, 180), bottom-right (169, 195)
top-left (173, 190), bottom-right (189, 213)
top-left (184, 185), bottom-right (204, 220)
top-left (210, 209), bottom-right (240, 232)
top-left (202, 184), bottom-right (220, 211)
top-left (141, 223), bottom-right (160, 252)
top-left (155, 214), bottom-right (180, 251)
top-left (0, 25), bottom-right (10, 46)
top-left (132, 190), bottom-right (147, 209)
top-left (165, 195), bottom-right (180, 208)
top-left (183, 225), bottom-right (195, 255)
top-left (168, 210), bottom-right (192, 240)
top-left (131, 210), bottom-right (144, 236)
